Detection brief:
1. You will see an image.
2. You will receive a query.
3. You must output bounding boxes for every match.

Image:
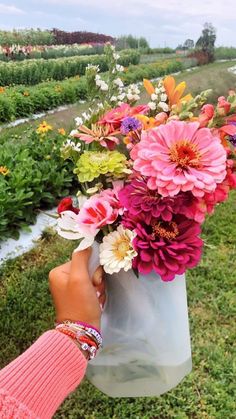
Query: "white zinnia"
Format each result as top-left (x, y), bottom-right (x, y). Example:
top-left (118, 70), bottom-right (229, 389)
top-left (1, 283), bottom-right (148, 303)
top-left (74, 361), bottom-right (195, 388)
top-left (99, 225), bottom-right (137, 274)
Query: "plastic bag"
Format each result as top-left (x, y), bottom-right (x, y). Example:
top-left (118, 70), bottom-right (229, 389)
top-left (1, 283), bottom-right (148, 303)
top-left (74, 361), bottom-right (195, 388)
top-left (87, 245), bottom-right (192, 397)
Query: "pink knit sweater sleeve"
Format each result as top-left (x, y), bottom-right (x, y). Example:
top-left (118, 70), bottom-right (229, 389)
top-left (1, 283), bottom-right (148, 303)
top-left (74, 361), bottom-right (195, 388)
top-left (0, 330), bottom-right (88, 418)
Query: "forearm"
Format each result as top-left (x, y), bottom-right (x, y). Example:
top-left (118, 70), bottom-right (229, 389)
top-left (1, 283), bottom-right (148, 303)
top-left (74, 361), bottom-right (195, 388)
top-left (0, 330), bottom-right (87, 418)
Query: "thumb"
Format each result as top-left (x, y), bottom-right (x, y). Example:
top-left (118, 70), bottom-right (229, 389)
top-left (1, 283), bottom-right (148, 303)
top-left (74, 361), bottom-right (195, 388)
top-left (70, 247), bottom-right (92, 285)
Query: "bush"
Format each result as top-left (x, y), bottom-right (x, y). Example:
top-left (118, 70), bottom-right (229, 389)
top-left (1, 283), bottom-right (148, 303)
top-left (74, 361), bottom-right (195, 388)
top-left (0, 50), bottom-right (140, 86)
top-left (0, 128), bottom-right (75, 240)
top-left (0, 29), bottom-right (54, 46)
top-left (122, 60), bottom-right (184, 84)
top-left (52, 29), bottom-right (114, 45)
top-left (215, 47), bottom-right (236, 60)
top-left (0, 77), bottom-right (87, 122)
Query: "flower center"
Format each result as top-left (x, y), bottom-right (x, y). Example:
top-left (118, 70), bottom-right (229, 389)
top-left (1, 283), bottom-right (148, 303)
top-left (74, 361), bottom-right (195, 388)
top-left (113, 237), bottom-right (130, 260)
top-left (152, 221), bottom-right (179, 240)
top-left (90, 153), bottom-right (107, 163)
top-left (169, 140), bottom-right (201, 168)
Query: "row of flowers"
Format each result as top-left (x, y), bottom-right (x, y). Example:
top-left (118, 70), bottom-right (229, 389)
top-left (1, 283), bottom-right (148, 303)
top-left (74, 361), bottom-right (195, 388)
top-left (0, 42), bottom-right (105, 61)
top-left (56, 45), bottom-right (236, 281)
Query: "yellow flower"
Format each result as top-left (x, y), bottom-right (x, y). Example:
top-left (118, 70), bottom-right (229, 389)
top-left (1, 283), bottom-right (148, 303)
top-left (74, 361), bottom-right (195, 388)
top-left (58, 128), bottom-right (66, 135)
top-left (23, 91), bottom-right (30, 97)
top-left (36, 121), bottom-right (53, 135)
top-left (55, 85), bottom-right (62, 93)
top-left (0, 87), bottom-right (5, 94)
top-left (0, 166), bottom-right (10, 176)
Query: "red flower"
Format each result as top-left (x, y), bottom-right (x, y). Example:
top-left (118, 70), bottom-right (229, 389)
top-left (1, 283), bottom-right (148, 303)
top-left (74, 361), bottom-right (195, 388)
top-left (57, 197), bottom-right (79, 214)
top-left (217, 96), bottom-right (231, 115)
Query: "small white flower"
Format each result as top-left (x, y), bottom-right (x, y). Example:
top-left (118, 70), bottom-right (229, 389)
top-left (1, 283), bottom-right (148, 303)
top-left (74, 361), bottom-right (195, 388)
top-left (113, 53), bottom-right (120, 60)
top-left (70, 129), bottom-right (79, 137)
top-left (127, 93), bottom-right (134, 101)
top-left (96, 78), bottom-right (102, 87)
top-left (160, 93), bottom-right (167, 102)
top-left (110, 95), bottom-right (118, 102)
top-left (117, 93), bottom-right (126, 101)
top-left (115, 64), bottom-right (124, 72)
top-left (158, 101), bottom-right (169, 112)
top-left (133, 94), bottom-right (140, 101)
top-left (75, 117), bottom-right (83, 126)
top-left (113, 77), bottom-right (124, 87)
top-left (99, 225), bottom-right (137, 274)
top-left (155, 88), bottom-right (161, 94)
top-left (82, 112), bottom-right (90, 120)
top-left (160, 86), bottom-right (166, 93)
top-left (100, 81), bottom-right (109, 91)
top-left (97, 102), bottom-right (104, 109)
top-left (151, 93), bottom-right (158, 101)
top-left (148, 101), bottom-right (157, 110)
top-left (95, 74), bottom-right (101, 81)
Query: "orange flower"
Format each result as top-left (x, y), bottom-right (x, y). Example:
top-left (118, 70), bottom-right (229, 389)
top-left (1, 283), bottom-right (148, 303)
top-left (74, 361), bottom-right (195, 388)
top-left (58, 128), bottom-right (66, 135)
top-left (0, 87), bottom-right (5, 94)
top-left (136, 114), bottom-right (159, 130)
top-left (143, 79), bottom-right (155, 95)
top-left (163, 76), bottom-right (193, 107)
top-left (0, 166), bottom-right (10, 176)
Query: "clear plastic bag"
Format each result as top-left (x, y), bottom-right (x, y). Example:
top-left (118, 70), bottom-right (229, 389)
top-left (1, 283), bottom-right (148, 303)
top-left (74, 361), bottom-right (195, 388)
top-left (87, 244), bottom-right (192, 397)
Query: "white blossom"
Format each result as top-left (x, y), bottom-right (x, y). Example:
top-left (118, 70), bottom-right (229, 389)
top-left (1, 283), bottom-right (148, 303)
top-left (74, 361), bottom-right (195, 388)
top-left (100, 81), bottom-right (109, 91)
top-left (148, 101), bottom-right (157, 110)
top-left (113, 77), bottom-right (124, 87)
top-left (158, 102), bottom-right (169, 112)
top-left (160, 93), bottom-right (167, 102)
top-left (151, 93), bottom-right (158, 101)
top-left (75, 117), bottom-right (83, 126)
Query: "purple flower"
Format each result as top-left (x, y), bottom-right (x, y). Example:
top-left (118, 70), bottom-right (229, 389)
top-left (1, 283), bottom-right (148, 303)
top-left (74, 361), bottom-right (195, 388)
top-left (120, 117), bottom-right (141, 135)
top-left (118, 178), bottom-right (186, 223)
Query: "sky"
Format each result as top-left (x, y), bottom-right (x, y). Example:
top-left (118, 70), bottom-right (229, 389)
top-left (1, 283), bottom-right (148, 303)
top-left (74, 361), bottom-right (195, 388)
top-left (0, 0), bottom-right (235, 48)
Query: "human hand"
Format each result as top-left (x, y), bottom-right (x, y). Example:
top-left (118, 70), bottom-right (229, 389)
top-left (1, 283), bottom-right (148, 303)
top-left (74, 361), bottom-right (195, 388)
top-left (49, 248), bottom-right (105, 330)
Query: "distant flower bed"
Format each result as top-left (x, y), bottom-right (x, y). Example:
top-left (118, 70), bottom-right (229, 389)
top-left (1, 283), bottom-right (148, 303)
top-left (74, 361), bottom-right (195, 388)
top-left (0, 43), bottom-right (107, 61)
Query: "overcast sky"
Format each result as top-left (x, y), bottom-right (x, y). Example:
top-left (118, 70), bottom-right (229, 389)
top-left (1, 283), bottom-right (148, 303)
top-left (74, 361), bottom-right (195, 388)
top-left (0, 0), bottom-right (235, 47)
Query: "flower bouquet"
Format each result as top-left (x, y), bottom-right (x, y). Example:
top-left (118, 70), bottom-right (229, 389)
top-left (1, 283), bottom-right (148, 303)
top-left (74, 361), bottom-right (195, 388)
top-left (56, 44), bottom-right (236, 396)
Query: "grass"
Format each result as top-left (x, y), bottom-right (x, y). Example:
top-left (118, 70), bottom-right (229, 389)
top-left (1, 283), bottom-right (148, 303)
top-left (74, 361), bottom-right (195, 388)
top-left (0, 192), bottom-right (235, 418)
top-left (0, 59), bottom-right (236, 418)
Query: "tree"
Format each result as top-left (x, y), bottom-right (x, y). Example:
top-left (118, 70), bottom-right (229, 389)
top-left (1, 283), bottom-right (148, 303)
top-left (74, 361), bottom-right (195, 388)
top-left (183, 39), bottom-right (194, 50)
top-left (196, 22), bottom-right (216, 62)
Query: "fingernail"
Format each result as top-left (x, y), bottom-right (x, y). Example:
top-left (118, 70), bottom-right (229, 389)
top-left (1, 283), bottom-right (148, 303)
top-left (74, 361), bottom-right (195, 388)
top-left (96, 291), bottom-right (101, 298)
top-left (100, 303), bottom-right (104, 312)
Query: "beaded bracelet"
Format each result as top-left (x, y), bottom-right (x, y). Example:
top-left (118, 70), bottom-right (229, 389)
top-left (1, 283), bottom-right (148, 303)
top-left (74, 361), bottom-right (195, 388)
top-left (55, 320), bottom-right (102, 360)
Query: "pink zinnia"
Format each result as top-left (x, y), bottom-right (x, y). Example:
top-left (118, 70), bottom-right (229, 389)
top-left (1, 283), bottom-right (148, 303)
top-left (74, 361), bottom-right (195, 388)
top-left (123, 214), bottom-right (203, 281)
top-left (131, 121), bottom-right (227, 198)
top-left (76, 197), bottom-right (117, 235)
top-left (99, 103), bottom-right (149, 130)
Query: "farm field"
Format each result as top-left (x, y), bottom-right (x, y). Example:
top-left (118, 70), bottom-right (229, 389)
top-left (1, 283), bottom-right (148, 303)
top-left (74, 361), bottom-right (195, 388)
top-left (0, 55), bottom-right (236, 418)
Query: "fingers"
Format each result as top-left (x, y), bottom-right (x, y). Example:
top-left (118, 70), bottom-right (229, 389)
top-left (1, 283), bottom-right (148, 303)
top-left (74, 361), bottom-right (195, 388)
top-left (70, 248), bottom-right (92, 285)
top-left (92, 266), bottom-right (104, 286)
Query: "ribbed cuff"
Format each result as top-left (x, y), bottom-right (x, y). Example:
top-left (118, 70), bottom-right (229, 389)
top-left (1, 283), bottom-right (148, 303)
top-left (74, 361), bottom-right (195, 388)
top-left (0, 330), bottom-right (87, 418)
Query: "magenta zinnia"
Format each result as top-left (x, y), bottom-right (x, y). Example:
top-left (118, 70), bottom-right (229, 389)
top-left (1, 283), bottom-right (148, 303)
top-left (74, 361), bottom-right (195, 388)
top-left (123, 214), bottom-right (203, 281)
top-left (131, 121), bottom-right (227, 197)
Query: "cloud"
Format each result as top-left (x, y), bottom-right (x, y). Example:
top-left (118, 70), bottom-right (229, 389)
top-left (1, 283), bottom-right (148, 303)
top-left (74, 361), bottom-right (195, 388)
top-left (0, 3), bottom-right (25, 14)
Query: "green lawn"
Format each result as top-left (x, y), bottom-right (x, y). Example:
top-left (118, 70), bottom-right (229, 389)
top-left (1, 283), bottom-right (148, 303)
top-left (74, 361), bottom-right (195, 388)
top-left (0, 60), bottom-right (236, 418)
top-left (0, 192), bottom-right (235, 418)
